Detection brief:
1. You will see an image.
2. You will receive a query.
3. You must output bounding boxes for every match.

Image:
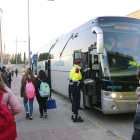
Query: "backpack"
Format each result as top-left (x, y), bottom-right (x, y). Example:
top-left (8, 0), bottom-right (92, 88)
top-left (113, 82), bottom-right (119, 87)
top-left (25, 80), bottom-right (35, 99)
top-left (38, 78), bottom-right (50, 97)
top-left (0, 87), bottom-right (17, 140)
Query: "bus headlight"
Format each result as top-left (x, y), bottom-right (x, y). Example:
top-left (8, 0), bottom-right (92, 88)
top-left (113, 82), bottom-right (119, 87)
top-left (103, 92), bottom-right (125, 99)
top-left (111, 93), bottom-right (116, 98)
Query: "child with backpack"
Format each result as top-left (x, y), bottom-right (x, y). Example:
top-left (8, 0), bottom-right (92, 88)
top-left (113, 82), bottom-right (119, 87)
top-left (35, 70), bottom-right (51, 119)
top-left (20, 68), bottom-right (36, 120)
top-left (0, 72), bottom-right (22, 140)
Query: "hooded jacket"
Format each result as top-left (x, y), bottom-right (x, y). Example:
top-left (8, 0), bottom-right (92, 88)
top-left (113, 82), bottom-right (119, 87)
top-left (1, 86), bottom-right (22, 115)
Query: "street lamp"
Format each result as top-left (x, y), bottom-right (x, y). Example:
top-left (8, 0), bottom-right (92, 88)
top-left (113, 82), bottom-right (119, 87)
top-left (14, 37), bottom-right (26, 67)
top-left (0, 8), bottom-right (3, 67)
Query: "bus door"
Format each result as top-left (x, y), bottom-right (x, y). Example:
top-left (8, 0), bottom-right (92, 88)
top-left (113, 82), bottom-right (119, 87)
top-left (87, 47), bottom-right (101, 109)
top-left (73, 50), bottom-right (88, 109)
top-left (45, 60), bottom-right (51, 87)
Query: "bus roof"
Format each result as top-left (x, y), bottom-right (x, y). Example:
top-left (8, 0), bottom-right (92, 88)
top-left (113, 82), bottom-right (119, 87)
top-left (38, 15), bottom-right (139, 51)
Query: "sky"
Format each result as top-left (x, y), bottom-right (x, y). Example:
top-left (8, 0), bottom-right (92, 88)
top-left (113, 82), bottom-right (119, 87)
top-left (0, 0), bottom-right (140, 60)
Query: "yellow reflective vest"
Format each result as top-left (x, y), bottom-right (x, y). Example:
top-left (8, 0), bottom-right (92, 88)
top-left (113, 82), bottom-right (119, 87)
top-left (104, 44), bottom-right (113, 51)
top-left (70, 64), bottom-right (82, 81)
top-left (129, 60), bottom-right (137, 66)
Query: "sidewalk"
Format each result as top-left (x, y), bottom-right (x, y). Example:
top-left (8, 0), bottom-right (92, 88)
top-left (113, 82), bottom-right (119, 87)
top-left (12, 74), bottom-right (121, 140)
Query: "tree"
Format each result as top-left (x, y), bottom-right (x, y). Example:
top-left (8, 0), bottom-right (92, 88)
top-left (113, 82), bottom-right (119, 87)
top-left (0, 53), bottom-right (11, 64)
top-left (38, 53), bottom-right (49, 61)
top-left (5, 53), bottom-right (11, 64)
top-left (23, 52), bottom-right (26, 63)
top-left (10, 54), bottom-right (15, 64)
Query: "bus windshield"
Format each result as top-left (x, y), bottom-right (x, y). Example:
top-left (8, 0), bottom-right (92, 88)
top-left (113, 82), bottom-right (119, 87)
top-left (97, 18), bottom-right (140, 80)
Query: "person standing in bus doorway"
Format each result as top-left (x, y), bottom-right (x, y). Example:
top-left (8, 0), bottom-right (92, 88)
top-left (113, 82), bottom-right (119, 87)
top-left (15, 68), bottom-right (18, 77)
top-left (70, 59), bottom-right (89, 122)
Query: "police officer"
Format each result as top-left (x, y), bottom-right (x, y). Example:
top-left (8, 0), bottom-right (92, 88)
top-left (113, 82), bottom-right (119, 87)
top-left (70, 59), bottom-right (89, 122)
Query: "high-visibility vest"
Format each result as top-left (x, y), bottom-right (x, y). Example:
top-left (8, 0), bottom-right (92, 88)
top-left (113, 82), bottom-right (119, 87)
top-left (129, 60), bottom-right (137, 66)
top-left (138, 61), bottom-right (140, 66)
top-left (104, 44), bottom-right (113, 51)
top-left (70, 64), bottom-right (82, 81)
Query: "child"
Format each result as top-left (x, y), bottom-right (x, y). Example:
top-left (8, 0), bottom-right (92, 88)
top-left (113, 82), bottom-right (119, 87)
top-left (0, 72), bottom-right (22, 140)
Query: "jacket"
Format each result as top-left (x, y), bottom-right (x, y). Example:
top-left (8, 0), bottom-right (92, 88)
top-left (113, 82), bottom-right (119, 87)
top-left (7, 72), bottom-right (12, 81)
top-left (1, 86), bottom-right (22, 115)
top-left (69, 65), bottom-right (85, 93)
top-left (1, 72), bottom-right (10, 88)
top-left (34, 76), bottom-right (51, 96)
top-left (15, 70), bottom-right (18, 74)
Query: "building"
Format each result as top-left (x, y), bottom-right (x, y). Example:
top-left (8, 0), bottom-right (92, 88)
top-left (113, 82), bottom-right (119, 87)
top-left (127, 10), bottom-right (140, 19)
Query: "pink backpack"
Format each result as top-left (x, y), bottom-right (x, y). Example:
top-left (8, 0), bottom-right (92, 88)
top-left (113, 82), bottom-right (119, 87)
top-left (25, 81), bottom-right (35, 99)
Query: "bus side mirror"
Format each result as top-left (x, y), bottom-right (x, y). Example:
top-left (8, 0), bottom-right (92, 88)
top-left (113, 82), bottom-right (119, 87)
top-left (92, 27), bottom-right (104, 54)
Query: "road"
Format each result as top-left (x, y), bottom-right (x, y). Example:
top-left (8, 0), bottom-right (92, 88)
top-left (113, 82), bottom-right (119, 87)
top-left (52, 91), bottom-right (135, 140)
top-left (17, 73), bottom-right (134, 140)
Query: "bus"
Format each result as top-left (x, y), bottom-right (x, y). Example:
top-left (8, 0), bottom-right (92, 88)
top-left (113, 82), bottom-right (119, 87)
top-left (32, 16), bottom-right (140, 114)
top-left (32, 53), bottom-right (38, 75)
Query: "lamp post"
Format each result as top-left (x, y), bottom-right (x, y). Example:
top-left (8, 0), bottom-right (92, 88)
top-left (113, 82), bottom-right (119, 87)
top-left (14, 37), bottom-right (26, 67)
top-left (0, 8), bottom-right (3, 67)
top-left (27, 0), bottom-right (31, 68)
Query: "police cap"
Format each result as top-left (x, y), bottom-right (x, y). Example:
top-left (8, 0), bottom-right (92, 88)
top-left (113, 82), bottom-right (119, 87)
top-left (74, 59), bottom-right (81, 63)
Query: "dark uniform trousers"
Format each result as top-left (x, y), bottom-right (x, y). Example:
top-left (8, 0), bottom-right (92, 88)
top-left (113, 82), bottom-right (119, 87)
top-left (71, 84), bottom-right (80, 115)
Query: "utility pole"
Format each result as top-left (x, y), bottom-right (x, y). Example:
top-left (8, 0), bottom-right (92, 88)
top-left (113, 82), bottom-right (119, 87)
top-left (27, 0), bottom-right (31, 68)
top-left (0, 8), bottom-right (3, 67)
top-left (14, 37), bottom-right (26, 67)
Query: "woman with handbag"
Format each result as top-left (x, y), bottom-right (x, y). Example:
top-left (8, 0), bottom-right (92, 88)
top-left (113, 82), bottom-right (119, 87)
top-left (35, 70), bottom-right (51, 119)
top-left (20, 68), bottom-right (36, 120)
top-left (0, 72), bottom-right (22, 140)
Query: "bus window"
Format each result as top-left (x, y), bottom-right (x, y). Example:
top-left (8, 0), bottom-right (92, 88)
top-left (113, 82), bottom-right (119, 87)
top-left (74, 51), bottom-right (81, 60)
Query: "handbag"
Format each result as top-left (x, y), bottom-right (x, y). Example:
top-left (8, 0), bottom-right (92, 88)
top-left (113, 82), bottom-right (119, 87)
top-left (46, 97), bottom-right (57, 109)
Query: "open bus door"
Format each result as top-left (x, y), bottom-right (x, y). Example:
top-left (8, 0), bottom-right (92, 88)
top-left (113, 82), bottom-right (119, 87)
top-left (87, 47), bottom-right (102, 110)
top-left (45, 60), bottom-right (51, 88)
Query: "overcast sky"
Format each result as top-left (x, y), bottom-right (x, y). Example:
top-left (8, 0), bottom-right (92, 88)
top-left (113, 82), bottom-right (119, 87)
top-left (0, 0), bottom-right (140, 59)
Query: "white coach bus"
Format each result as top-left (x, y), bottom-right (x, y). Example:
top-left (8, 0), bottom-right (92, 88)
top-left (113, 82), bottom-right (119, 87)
top-left (32, 16), bottom-right (140, 114)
